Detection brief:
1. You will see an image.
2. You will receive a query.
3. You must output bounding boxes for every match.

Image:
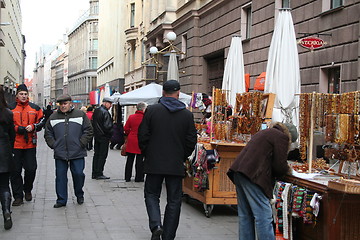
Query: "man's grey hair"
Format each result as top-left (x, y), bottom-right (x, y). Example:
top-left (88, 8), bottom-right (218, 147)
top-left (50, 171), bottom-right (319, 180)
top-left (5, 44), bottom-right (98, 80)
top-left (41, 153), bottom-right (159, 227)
top-left (136, 102), bottom-right (147, 111)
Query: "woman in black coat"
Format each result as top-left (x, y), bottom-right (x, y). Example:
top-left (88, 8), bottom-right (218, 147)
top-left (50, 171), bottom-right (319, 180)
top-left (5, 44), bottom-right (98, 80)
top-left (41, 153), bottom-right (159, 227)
top-left (0, 86), bottom-right (15, 230)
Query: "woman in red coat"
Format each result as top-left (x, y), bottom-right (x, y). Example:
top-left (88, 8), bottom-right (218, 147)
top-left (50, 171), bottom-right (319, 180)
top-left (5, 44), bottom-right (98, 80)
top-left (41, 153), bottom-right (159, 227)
top-left (124, 102), bottom-right (147, 182)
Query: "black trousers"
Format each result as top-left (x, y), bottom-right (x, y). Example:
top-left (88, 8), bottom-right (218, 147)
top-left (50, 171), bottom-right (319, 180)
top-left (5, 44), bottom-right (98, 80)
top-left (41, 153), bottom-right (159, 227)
top-left (144, 174), bottom-right (183, 240)
top-left (92, 138), bottom-right (109, 177)
top-left (11, 148), bottom-right (37, 199)
top-left (125, 153), bottom-right (144, 181)
top-left (0, 173), bottom-right (11, 196)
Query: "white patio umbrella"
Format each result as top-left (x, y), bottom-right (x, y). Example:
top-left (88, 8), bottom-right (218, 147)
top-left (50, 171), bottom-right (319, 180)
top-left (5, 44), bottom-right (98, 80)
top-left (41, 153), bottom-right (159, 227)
top-left (264, 9), bottom-right (301, 126)
top-left (221, 35), bottom-right (246, 107)
top-left (167, 50), bottom-right (179, 81)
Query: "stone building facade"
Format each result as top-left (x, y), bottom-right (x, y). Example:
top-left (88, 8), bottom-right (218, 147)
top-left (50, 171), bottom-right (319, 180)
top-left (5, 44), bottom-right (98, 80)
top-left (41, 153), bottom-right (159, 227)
top-left (67, 0), bottom-right (99, 106)
top-left (142, 0), bottom-right (359, 96)
top-left (0, 0), bottom-right (23, 102)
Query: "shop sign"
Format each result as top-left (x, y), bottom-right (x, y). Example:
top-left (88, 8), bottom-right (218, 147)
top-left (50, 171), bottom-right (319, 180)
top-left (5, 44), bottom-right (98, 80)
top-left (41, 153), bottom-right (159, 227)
top-left (298, 37), bottom-right (327, 50)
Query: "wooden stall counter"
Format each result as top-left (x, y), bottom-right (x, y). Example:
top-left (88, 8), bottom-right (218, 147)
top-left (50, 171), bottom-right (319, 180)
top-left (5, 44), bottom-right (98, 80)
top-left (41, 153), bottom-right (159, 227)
top-left (182, 141), bottom-right (245, 217)
top-left (283, 174), bottom-right (360, 240)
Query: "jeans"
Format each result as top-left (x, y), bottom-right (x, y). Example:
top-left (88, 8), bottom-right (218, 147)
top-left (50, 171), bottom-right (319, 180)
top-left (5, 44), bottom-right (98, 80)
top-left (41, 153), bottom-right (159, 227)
top-left (55, 158), bottom-right (85, 205)
top-left (125, 153), bottom-right (144, 181)
top-left (92, 138), bottom-right (109, 177)
top-left (144, 174), bottom-right (183, 240)
top-left (11, 148), bottom-right (37, 199)
top-left (233, 172), bottom-right (275, 240)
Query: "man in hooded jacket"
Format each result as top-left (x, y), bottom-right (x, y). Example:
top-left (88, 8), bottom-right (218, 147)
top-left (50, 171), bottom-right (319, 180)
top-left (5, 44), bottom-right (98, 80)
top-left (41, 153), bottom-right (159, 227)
top-left (138, 80), bottom-right (197, 240)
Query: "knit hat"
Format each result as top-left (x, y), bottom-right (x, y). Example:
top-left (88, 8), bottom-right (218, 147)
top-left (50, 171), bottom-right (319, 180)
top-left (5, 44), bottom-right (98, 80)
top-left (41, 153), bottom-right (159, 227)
top-left (284, 123), bottom-right (298, 142)
top-left (16, 84), bottom-right (28, 94)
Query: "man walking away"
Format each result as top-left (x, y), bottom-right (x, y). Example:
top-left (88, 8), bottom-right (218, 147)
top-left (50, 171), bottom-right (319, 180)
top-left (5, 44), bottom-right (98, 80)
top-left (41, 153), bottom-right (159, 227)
top-left (9, 84), bottom-right (43, 206)
top-left (92, 97), bottom-right (114, 180)
top-left (44, 94), bottom-right (93, 208)
top-left (138, 80), bottom-right (197, 240)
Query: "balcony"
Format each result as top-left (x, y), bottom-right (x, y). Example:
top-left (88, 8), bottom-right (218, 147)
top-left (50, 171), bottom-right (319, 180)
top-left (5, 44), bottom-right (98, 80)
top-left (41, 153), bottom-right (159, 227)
top-left (125, 27), bottom-right (138, 44)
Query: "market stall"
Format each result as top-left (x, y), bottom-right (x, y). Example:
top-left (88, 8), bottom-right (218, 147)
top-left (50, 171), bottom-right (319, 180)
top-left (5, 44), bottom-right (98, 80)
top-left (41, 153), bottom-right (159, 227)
top-left (273, 91), bottom-right (360, 240)
top-left (183, 88), bottom-right (275, 217)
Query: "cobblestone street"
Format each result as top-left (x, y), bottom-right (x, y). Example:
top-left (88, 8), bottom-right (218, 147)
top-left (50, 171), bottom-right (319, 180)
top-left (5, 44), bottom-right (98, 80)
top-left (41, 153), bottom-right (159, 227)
top-left (1, 135), bottom-right (238, 239)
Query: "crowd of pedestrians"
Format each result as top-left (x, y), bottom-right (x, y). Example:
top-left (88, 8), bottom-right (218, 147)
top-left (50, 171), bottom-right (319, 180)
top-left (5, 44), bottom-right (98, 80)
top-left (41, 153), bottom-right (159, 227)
top-left (0, 81), bottom-right (295, 240)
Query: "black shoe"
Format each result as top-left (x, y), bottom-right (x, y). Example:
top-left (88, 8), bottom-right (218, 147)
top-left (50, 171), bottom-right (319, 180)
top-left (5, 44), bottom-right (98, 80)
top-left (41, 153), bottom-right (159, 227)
top-left (96, 175), bottom-right (110, 180)
top-left (53, 203), bottom-right (66, 208)
top-left (151, 226), bottom-right (163, 240)
top-left (25, 192), bottom-right (32, 201)
top-left (77, 197), bottom-right (84, 205)
top-left (12, 198), bottom-right (23, 206)
top-left (3, 212), bottom-right (12, 230)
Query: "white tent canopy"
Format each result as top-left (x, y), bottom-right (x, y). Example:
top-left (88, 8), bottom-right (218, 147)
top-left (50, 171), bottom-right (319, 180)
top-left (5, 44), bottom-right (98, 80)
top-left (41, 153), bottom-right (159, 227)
top-left (221, 35), bottom-right (246, 107)
top-left (118, 83), bottom-right (192, 106)
top-left (265, 9), bottom-right (300, 126)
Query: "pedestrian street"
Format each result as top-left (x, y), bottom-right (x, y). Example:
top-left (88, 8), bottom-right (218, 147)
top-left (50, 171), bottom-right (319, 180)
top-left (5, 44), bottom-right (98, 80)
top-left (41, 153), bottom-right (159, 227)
top-left (1, 135), bottom-right (238, 239)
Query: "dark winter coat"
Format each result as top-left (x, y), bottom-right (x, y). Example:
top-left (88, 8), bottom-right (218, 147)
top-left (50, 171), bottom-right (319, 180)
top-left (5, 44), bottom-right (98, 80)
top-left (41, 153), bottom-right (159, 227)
top-left (92, 105), bottom-right (113, 141)
top-left (110, 123), bottom-right (124, 146)
top-left (138, 97), bottom-right (197, 176)
top-left (124, 110), bottom-right (144, 154)
top-left (227, 123), bottom-right (291, 199)
top-left (44, 107), bottom-right (93, 161)
top-left (0, 108), bottom-right (15, 173)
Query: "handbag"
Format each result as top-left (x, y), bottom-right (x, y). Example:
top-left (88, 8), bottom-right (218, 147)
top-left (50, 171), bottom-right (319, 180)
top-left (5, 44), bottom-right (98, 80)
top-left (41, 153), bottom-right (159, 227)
top-left (121, 137), bottom-right (127, 156)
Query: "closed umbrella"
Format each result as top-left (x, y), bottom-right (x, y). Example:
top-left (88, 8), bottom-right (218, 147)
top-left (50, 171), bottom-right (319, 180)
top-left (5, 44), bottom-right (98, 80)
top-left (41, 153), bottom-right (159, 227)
top-left (221, 35), bottom-right (246, 107)
top-left (265, 9), bottom-right (300, 126)
top-left (167, 50), bottom-right (179, 81)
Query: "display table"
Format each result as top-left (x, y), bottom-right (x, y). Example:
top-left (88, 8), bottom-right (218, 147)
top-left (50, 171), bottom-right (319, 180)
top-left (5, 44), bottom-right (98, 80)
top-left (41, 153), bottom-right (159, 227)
top-left (283, 174), bottom-right (360, 240)
top-left (183, 142), bottom-right (244, 217)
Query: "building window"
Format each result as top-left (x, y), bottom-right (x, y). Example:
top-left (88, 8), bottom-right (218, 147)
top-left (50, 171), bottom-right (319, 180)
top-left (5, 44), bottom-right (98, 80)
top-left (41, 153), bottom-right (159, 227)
top-left (322, 0), bottom-right (343, 12)
top-left (92, 39), bottom-right (98, 50)
top-left (241, 3), bottom-right (252, 40)
top-left (130, 3), bottom-right (135, 28)
top-left (91, 1), bottom-right (99, 15)
top-left (327, 67), bottom-right (341, 94)
top-left (331, 0), bottom-right (342, 8)
top-left (90, 57), bottom-right (98, 69)
top-left (181, 34), bottom-right (187, 60)
top-left (282, 0), bottom-right (290, 8)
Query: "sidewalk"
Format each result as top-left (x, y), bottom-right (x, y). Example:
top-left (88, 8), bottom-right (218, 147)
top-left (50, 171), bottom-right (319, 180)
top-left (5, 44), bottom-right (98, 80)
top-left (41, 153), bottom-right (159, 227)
top-left (1, 135), bottom-right (238, 239)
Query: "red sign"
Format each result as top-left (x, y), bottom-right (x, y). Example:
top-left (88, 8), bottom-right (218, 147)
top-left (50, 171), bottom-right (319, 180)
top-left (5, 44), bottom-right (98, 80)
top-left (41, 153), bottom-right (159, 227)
top-left (298, 37), bottom-right (327, 50)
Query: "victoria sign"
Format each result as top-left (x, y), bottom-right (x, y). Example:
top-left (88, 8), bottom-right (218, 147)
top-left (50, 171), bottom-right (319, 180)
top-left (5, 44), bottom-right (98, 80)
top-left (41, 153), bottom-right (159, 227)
top-left (298, 37), bottom-right (327, 50)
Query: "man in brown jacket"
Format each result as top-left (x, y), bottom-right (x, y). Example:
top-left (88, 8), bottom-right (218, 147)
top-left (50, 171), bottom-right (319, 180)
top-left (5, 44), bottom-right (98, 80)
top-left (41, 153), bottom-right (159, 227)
top-left (227, 122), bottom-right (298, 240)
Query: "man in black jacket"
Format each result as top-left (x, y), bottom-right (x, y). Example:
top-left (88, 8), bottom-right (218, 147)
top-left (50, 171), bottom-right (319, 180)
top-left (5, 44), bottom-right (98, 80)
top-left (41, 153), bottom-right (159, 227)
top-left (138, 80), bottom-right (197, 240)
top-left (44, 94), bottom-right (93, 208)
top-left (91, 97), bottom-right (114, 180)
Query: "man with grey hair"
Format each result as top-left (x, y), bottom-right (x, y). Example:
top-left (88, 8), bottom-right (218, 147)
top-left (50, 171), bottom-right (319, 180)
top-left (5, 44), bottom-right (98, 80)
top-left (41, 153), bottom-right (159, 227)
top-left (123, 102), bottom-right (147, 182)
top-left (91, 97), bottom-right (114, 180)
top-left (44, 94), bottom-right (93, 208)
